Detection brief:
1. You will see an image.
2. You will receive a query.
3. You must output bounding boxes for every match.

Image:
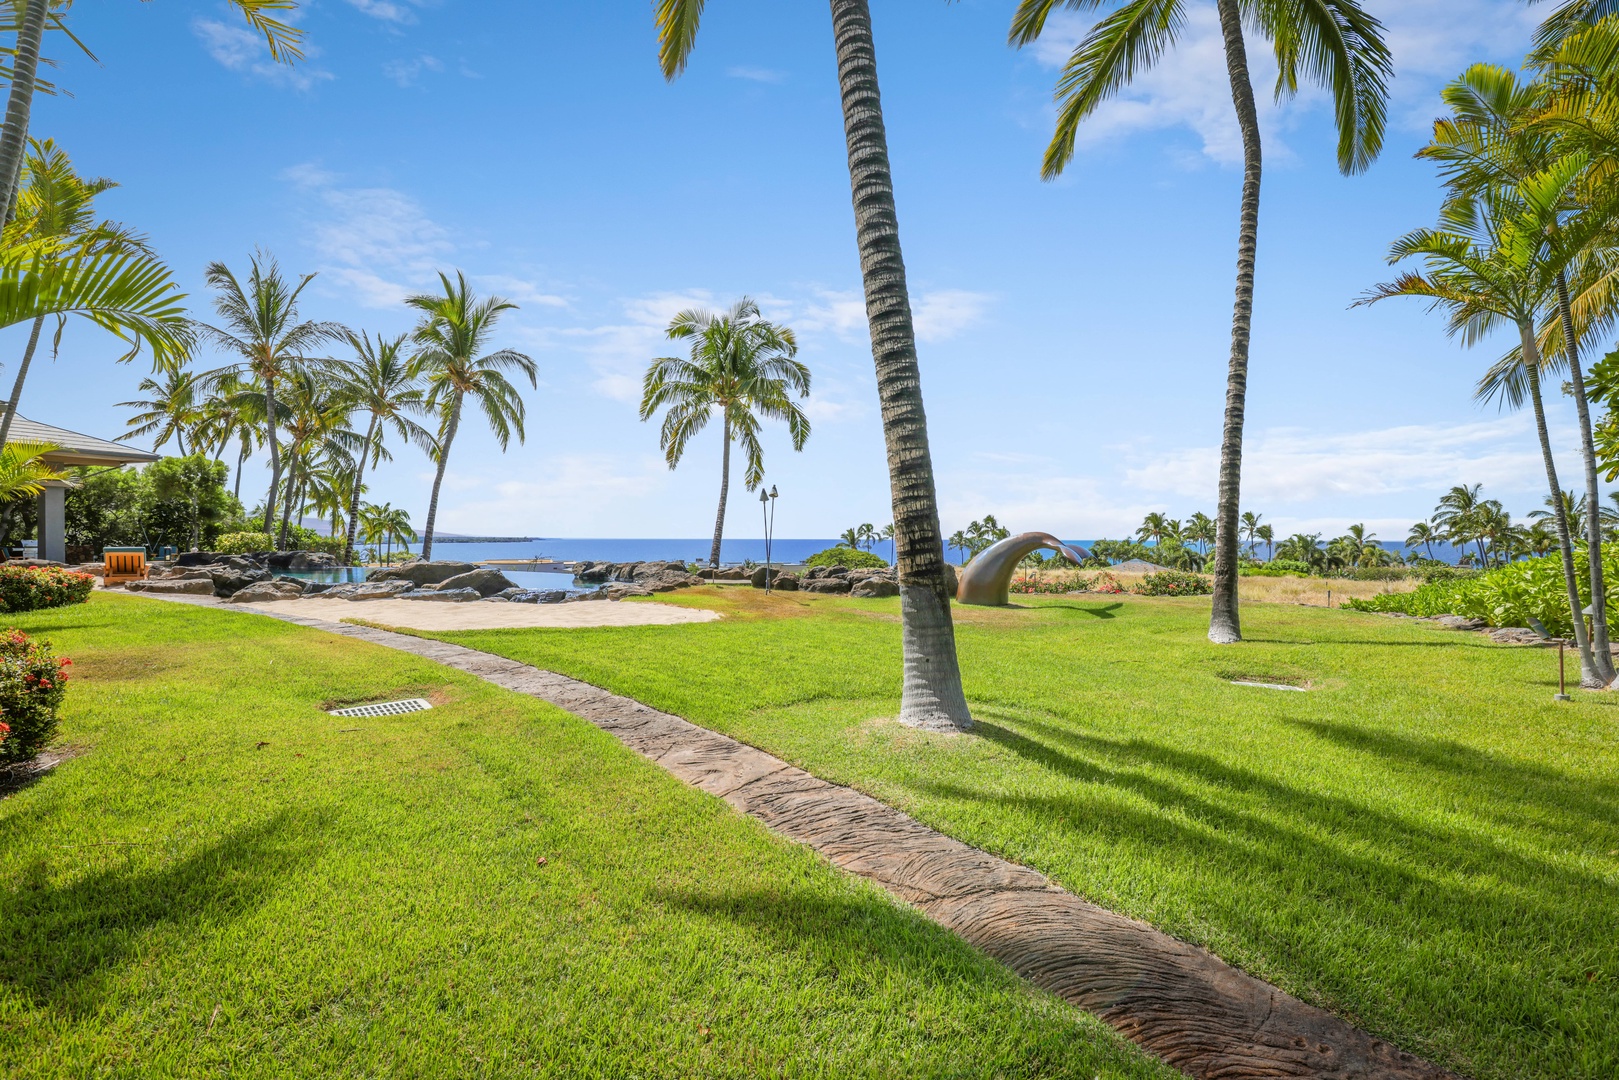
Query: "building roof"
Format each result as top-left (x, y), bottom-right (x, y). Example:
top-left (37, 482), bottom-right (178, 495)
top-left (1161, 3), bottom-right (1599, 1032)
top-left (1, 409), bottom-right (160, 467)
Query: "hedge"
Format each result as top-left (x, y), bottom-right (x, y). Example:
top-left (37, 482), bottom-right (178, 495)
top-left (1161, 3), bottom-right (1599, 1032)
top-left (0, 566), bottom-right (95, 613)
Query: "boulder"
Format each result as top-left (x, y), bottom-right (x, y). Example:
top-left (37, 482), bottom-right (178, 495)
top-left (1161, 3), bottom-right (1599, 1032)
top-left (483, 596), bottom-right (510, 602)
top-left (287, 551), bottom-right (339, 570)
top-left (804, 578), bottom-right (851, 594)
top-left (803, 566), bottom-right (827, 581)
top-left (1489, 627), bottom-right (1550, 645)
top-left (635, 568), bottom-right (703, 592)
top-left (573, 561), bottom-right (613, 584)
top-left (206, 567), bottom-right (272, 597)
top-left (695, 567), bottom-right (717, 580)
top-left (130, 577), bottom-right (215, 596)
top-left (750, 565), bottom-right (783, 589)
top-left (348, 580), bottom-right (420, 601)
top-left (368, 561), bottom-right (477, 586)
top-left (226, 580), bottom-right (305, 603)
top-left (773, 574), bottom-right (800, 592)
top-left (1432, 615), bottom-right (1487, 631)
top-left (714, 567), bottom-right (749, 581)
top-left (175, 552), bottom-right (221, 567)
top-left (825, 565), bottom-right (849, 577)
top-left (434, 567), bottom-right (518, 597)
top-left (567, 583), bottom-right (653, 602)
top-left (510, 589), bottom-right (569, 604)
top-left (399, 587), bottom-right (483, 602)
top-left (851, 578), bottom-right (899, 598)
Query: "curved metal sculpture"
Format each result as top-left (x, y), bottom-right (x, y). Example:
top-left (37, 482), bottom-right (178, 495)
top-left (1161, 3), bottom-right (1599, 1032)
top-left (957, 532), bottom-right (1091, 606)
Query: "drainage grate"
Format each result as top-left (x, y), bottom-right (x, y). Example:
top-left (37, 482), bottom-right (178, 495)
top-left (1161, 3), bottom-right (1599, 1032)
top-left (328, 698), bottom-right (433, 718)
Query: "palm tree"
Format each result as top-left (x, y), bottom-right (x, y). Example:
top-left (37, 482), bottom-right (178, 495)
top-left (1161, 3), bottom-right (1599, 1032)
top-left (334, 331), bottom-right (432, 565)
top-left (116, 367), bottom-right (200, 454)
top-left (272, 367), bottom-right (360, 548)
top-left (1360, 163), bottom-right (1608, 686)
top-left (947, 529), bottom-right (969, 564)
top-left (1256, 523), bottom-right (1274, 561)
top-left (1135, 512), bottom-right (1170, 547)
top-left (840, 526), bottom-right (862, 550)
top-left (196, 252), bottom-right (344, 541)
top-left (1407, 519), bottom-right (1441, 561)
top-left (639, 298), bottom-right (809, 568)
top-left (656, 1), bottom-right (972, 731)
top-left (880, 522), bottom-right (896, 564)
top-left (360, 501), bottom-right (415, 565)
top-left (1186, 511), bottom-right (1216, 556)
top-left (0, 440), bottom-right (62, 501)
top-left (1239, 511), bottom-right (1261, 557)
top-left (1012, 0), bottom-right (1391, 645)
top-left (193, 372), bottom-right (261, 500)
top-left (0, 137), bottom-right (177, 451)
top-left (0, 1), bottom-right (303, 217)
top-left (407, 272), bottom-right (535, 561)
top-left (1417, 63), bottom-right (1617, 671)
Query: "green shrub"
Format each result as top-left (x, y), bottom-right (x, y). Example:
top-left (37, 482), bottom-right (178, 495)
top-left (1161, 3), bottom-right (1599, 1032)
top-left (1075, 571), bottom-right (1127, 594)
top-left (0, 566), bottom-right (94, 613)
top-left (1344, 548), bottom-right (1619, 637)
top-left (283, 525), bottom-right (349, 558)
top-left (215, 531), bottom-right (275, 555)
top-left (0, 628), bottom-right (70, 763)
top-left (804, 546), bottom-right (888, 569)
top-left (1340, 566), bottom-right (1416, 582)
top-left (1241, 559), bottom-right (1314, 578)
top-left (1131, 570), bottom-right (1211, 596)
top-left (1420, 565), bottom-right (1478, 584)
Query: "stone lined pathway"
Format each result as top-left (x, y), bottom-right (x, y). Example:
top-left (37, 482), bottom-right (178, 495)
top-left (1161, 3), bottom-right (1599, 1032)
top-left (144, 594), bottom-right (1459, 1079)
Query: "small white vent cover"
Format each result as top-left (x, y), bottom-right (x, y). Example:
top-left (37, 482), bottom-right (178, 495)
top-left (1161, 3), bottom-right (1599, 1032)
top-left (328, 698), bottom-right (433, 718)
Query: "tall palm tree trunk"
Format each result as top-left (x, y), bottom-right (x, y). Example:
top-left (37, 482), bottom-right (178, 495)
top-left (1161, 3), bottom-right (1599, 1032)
top-left (261, 375), bottom-right (282, 539)
top-left (830, 0), bottom-right (970, 731)
top-left (420, 398), bottom-right (462, 562)
top-left (709, 416), bottom-right (731, 568)
top-left (1525, 330), bottom-right (1602, 686)
top-left (1557, 270), bottom-right (1614, 683)
top-left (343, 413), bottom-right (379, 566)
top-left (234, 438), bottom-right (248, 501)
top-left (0, 0), bottom-right (45, 218)
top-left (0, 313), bottom-right (45, 451)
top-left (278, 463), bottom-right (298, 549)
top-left (1209, 0), bottom-right (1262, 645)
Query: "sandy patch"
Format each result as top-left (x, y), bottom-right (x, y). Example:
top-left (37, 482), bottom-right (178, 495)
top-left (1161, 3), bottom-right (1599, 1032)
top-left (233, 596), bottom-right (722, 631)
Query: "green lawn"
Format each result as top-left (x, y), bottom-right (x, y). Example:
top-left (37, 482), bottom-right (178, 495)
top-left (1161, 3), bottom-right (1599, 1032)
top-left (430, 587), bottom-right (1619, 1080)
top-left (0, 593), bottom-right (1176, 1079)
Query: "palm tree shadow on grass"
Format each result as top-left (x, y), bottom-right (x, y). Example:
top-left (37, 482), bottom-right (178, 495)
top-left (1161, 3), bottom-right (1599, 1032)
top-left (0, 810), bottom-right (326, 1012)
top-left (911, 716), bottom-right (1617, 1068)
top-left (1039, 602), bottom-right (1124, 619)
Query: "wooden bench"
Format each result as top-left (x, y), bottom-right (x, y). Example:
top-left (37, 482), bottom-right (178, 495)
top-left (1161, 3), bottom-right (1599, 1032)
top-left (101, 547), bottom-right (148, 587)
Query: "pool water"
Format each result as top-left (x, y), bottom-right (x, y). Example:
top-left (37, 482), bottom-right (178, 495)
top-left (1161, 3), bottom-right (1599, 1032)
top-left (275, 565), bottom-right (592, 595)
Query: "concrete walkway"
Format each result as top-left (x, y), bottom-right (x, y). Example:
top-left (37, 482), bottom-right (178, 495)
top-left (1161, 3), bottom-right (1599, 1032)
top-left (142, 593), bottom-right (1459, 1080)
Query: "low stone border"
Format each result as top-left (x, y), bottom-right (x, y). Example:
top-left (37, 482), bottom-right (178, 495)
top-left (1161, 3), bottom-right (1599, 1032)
top-left (139, 594), bottom-right (1459, 1080)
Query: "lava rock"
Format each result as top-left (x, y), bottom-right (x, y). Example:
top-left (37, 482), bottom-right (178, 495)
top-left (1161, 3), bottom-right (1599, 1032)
top-left (130, 578), bottom-right (215, 595)
top-left (1432, 615), bottom-right (1487, 631)
top-left (399, 587), bottom-right (483, 602)
top-left (434, 567), bottom-right (518, 597)
top-left (286, 551), bottom-right (338, 570)
top-left (851, 578), bottom-right (899, 598)
top-left (772, 574), bottom-right (800, 592)
top-left (804, 578), bottom-right (852, 594)
top-left (367, 561), bottom-right (477, 586)
top-left (325, 580), bottom-right (419, 601)
top-left (226, 580), bottom-right (305, 603)
top-left (509, 589), bottom-right (569, 604)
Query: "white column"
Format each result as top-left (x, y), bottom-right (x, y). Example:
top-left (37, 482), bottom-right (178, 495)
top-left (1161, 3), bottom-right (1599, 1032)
top-left (36, 485), bottom-right (64, 563)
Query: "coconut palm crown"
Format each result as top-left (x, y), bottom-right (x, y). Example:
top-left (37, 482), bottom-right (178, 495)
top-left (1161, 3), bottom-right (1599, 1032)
top-left (406, 271), bottom-right (536, 562)
top-left (639, 298), bottom-right (810, 569)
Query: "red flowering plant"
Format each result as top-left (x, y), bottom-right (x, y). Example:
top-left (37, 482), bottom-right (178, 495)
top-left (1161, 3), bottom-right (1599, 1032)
top-left (0, 565), bottom-right (95, 612)
top-left (0, 628), bottom-right (71, 763)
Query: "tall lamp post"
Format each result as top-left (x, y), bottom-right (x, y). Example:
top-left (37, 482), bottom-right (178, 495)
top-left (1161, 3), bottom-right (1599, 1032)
top-left (760, 485), bottom-right (778, 594)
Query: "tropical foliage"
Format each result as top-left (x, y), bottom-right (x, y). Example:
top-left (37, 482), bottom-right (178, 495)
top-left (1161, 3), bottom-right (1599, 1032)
top-left (0, 626), bottom-right (71, 764)
top-left (803, 545), bottom-right (887, 570)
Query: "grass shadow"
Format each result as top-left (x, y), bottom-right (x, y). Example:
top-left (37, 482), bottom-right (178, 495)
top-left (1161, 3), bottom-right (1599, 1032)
top-left (0, 809), bottom-right (325, 1011)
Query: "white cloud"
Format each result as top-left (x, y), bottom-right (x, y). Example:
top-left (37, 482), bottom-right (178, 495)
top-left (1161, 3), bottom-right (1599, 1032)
top-left (727, 66), bottom-right (786, 83)
top-left (474, 274), bottom-right (569, 310)
top-left (383, 54), bottom-right (443, 87)
top-left (526, 291), bottom-right (714, 402)
top-left (192, 18), bottom-right (333, 91)
top-left (346, 0), bottom-right (418, 23)
top-left (284, 165), bottom-right (452, 307)
top-left (912, 289), bottom-right (993, 343)
top-left (1124, 417), bottom-right (1544, 504)
top-left (437, 454), bottom-right (669, 534)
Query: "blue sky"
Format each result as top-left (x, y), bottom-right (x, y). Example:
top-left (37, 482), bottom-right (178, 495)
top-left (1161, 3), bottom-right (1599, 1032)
top-left (5, 0), bottom-right (1578, 543)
